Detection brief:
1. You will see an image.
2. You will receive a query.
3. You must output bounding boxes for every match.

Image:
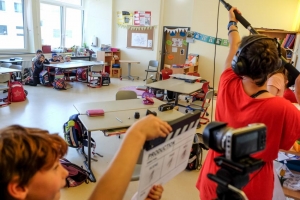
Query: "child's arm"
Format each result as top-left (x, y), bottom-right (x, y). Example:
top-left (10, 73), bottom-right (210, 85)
top-left (145, 185), bottom-right (164, 200)
top-left (88, 116), bottom-right (171, 200)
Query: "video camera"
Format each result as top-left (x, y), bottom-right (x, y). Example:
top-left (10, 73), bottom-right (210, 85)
top-left (203, 122), bottom-right (267, 200)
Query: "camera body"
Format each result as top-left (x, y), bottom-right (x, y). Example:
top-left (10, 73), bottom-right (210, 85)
top-left (203, 122), bottom-right (266, 161)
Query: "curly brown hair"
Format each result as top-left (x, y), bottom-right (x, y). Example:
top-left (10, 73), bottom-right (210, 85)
top-left (0, 125), bottom-right (68, 199)
top-left (238, 34), bottom-right (280, 86)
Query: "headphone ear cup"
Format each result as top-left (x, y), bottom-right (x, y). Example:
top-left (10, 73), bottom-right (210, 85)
top-left (232, 56), bottom-right (247, 76)
top-left (277, 58), bottom-right (282, 68)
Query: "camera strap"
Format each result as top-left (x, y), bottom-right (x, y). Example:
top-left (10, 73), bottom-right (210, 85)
top-left (250, 90), bottom-right (269, 98)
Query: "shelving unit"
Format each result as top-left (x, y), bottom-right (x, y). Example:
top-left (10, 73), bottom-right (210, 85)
top-left (254, 28), bottom-right (300, 66)
top-left (279, 148), bottom-right (300, 199)
top-left (96, 51), bottom-right (121, 76)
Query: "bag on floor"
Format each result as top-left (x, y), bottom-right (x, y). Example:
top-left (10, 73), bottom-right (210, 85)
top-left (9, 81), bottom-right (26, 102)
top-left (60, 158), bottom-right (91, 187)
top-left (23, 68), bottom-right (32, 80)
top-left (186, 133), bottom-right (207, 170)
top-left (53, 78), bottom-right (66, 90)
top-left (101, 72), bottom-right (110, 86)
top-left (76, 68), bottom-right (87, 81)
top-left (63, 114), bottom-right (96, 148)
top-left (39, 70), bottom-right (50, 85)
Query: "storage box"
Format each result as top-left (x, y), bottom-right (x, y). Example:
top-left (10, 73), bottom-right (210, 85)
top-left (42, 45), bottom-right (51, 53)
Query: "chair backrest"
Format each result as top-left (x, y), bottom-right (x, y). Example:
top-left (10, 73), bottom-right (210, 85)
top-left (145, 77), bottom-right (154, 84)
top-left (204, 90), bottom-right (214, 102)
top-left (116, 90), bottom-right (137, 100)
top-left (0, 73), bottom-right (10, 83)
top-left (161, 68), bottom-right (173, 80)
top-left (149, 60), bottom-right (159, 68)
top-left (201, 81), bottom-right (210, 94)
top-left (0, 63), bottom-right (12, 68)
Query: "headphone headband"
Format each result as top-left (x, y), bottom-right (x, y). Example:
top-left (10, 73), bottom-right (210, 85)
top-left (232, 35), bottom-right (280, 76)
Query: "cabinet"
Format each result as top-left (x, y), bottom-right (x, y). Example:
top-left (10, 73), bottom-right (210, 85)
top-left (96, 51), bottom-right (121, 76)
top-left (254, 28), bottom-right (300, 65)
top-left (279, 149), bottom-right (300, 199)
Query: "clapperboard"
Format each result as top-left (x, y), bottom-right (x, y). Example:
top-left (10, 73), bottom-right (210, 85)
top-left (137, 111), bottom-right (201, 200)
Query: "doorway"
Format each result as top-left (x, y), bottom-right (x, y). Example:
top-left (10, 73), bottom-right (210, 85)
top-left (160, 26), bottom-right (190, 72)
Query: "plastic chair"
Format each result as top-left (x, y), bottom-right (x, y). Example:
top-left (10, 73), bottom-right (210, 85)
top-left (161, 68), bottom-right (173, 80)
top-left (10, 65), bottom-right (23, 82)
top-left (143, 60), bottom-right (159, 81)
top-left (186, 81), bottom-right (210, 103)
top-left (87, 65), bottom-right (103, 88)
top-left (185, 90), bottom-right (214, 127)
top-left (0, 63), bottom-right (12, 68)
top-left (116, 90), bottom-right (137, 100)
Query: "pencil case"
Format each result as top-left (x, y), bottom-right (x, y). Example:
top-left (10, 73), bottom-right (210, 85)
top-left (86, 109), bottom-right (104, 116)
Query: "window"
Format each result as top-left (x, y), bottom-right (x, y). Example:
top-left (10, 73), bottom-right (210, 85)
top-left (51, 0), bottom-right (82, 6)
top-left (40, 2), bottom-right (83, 48)
top-left (14, 2), bottom-right (22, 13)
top-left (0, 1), bottom-right (5, 11)
top-left (0, 0), bottom-right (24, 49)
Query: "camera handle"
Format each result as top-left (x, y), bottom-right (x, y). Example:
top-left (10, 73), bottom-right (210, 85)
top-left (207, 156), bottom-right (265, 200)
top-left (208, 171), bottom-right (249, 200)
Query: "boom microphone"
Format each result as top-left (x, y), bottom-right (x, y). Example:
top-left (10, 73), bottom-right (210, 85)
top-left (220, 0), bottom-right (300, 81)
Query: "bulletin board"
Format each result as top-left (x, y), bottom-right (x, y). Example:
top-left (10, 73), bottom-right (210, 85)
top-left (127, 28), bottom-right (154, 50)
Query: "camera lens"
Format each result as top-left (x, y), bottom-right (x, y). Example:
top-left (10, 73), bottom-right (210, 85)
top-left (203, 122), bottom-right (230, 153)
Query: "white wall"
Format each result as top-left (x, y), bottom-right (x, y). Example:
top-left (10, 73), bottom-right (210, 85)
top-left (84, 0), bottom-right (300, 84)
top-left (111, 0), bottom-right (162, 79)
top-left (189, 0), bottom-right (299, 88)
top-left (83, 0), bottom-right (113, 52)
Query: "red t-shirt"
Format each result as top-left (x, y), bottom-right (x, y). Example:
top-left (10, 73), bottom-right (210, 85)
top-left (196, 68), bottom-right (300, 200)
top-left (283, 88), bottom-right (297, 103)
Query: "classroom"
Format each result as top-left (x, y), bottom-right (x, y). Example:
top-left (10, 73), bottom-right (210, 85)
top-left (1, 0), bottom-right (300, 200)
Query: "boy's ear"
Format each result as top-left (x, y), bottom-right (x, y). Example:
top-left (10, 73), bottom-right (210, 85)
top-left (7, 177), bottom-right (28, 200)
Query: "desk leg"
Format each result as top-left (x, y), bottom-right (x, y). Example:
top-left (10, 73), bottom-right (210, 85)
top-left (122, 63), bottom-right (139, 80)
top-left (83, 130), bottom-right (97, 182)
top-left (174, 92), bottom-right (185, 107)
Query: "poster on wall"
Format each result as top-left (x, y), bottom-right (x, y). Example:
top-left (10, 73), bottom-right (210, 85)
top-left (134, 11), bottom-right (151, 26)
top-left (117, 11), bottom-right (133, 25)
top-left (131, 33), bottom-right (148, 47)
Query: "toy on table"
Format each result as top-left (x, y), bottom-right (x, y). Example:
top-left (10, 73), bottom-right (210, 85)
top-left (143, 96), bottom-right (154, 105)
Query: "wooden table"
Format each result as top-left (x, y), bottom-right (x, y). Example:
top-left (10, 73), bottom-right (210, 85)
top-left (44, 61), bottom-right (104, 69)
top-left (73, 99), bottom-right (184, 182)
top-left (169, 74), bottom-right (201, 80)
top-left (0, 67), bottom-right (21, 74)
top-left (119, 60), bottom-right (140, 80)
top-left (146, 78), bottom-right (203, 105)
top-left (74, 98), bottom-right (164, 115)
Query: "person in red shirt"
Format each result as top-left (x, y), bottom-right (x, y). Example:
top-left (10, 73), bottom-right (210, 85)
top-left (196, 7), bottom-right (300, 200)
top-left (283, 71), bottom-right (298, 103)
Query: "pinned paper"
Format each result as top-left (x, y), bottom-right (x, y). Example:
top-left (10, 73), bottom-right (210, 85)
top-left (180, 32), bottom-right (186, 37)
top-left (148, 40), bottom-right (152, 48)
top-left (172, 38), bottom-right (183, 47)
top-left (180, 49), bottom-right (185, 55)
top-left (172, 47), bottom-right (177, 53)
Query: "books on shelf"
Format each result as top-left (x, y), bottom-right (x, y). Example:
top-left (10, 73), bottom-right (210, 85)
top-left (281, 34), bottom-right (296, 49)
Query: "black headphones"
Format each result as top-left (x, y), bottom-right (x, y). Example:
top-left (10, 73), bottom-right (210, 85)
top-left (232, 35), bottom-right (282, 76)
